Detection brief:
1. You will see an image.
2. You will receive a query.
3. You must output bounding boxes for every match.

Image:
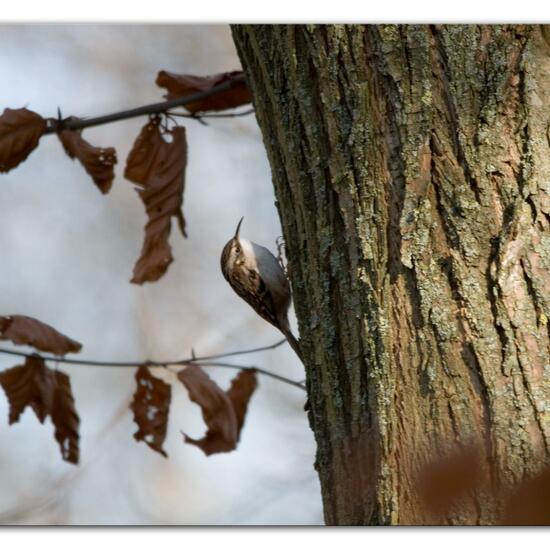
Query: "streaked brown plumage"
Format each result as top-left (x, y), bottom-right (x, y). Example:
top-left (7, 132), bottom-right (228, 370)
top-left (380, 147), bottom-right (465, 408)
top-left (220, 218), bottom-right (302, 362)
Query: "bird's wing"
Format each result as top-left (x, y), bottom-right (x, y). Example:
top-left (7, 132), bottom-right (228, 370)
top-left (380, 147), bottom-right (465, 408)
top-left (229, 268), bottom-right (279, 328)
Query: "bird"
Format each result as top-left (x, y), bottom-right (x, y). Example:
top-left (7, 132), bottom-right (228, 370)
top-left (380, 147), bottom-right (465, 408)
top-left (220, 217), bottom-right (303, 362)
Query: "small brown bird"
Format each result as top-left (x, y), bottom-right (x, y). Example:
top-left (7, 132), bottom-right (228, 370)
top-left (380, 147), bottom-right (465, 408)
top-left (220, 217), bottom-right (302, 362)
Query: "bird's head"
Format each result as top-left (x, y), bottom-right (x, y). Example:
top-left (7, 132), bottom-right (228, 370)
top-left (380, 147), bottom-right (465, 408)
top-left (220, 217), bottom-right (245, 279)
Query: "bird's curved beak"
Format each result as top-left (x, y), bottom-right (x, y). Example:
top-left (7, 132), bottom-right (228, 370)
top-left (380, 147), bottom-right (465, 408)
top-left (234, 216), bottom-right (244, 239)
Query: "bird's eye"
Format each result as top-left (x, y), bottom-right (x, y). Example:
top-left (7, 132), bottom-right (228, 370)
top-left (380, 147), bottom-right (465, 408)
top-left (235, 246), bottom-right (241, 254)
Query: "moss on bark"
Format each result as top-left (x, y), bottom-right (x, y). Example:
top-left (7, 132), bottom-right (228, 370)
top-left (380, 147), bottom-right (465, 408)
top-left (232, 24), bottom-right (550, 525)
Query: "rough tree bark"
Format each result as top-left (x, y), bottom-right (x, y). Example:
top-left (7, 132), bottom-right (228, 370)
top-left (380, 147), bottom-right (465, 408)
top-left (231, 25), bottom-right (550, 525)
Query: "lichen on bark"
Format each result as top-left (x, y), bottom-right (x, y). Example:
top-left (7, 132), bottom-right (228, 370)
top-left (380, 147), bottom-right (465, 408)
top-left (232, 24), bottom-right (550, 525)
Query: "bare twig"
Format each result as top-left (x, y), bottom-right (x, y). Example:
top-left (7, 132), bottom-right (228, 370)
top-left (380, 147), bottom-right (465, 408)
top-left (44, 74), bottom-right (247, 134)
top-left (200, 362), bottom-right (306, 390)
top-left (0, 338), bottom-right (306, 391)
top-left (165, 108), bottom-right (255, 121)
top-left (0, 338), bottom-right (286, 367)
top-left (186, 338), bottom-right (287, 363)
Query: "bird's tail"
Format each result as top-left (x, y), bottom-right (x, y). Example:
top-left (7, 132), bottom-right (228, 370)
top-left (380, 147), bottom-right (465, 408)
top-left (280, 326), bottom-right (304, 364)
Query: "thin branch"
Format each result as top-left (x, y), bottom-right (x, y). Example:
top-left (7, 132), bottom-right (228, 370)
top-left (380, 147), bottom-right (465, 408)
top-left (186, 338), bottom-right (287, 363)
top-left (200, 362), bottom-right (306, 390)
top-left (0, 339), bottom-right (286, 367)
top-left (0, 338), bottom-right (306, 391)
top-left (165, 108), bottom-right (255, 120)
top-left (44, 74), bottom-right (247, 134)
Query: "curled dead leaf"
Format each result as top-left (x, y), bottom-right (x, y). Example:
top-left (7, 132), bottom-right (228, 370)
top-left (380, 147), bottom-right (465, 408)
top-left (0, 356), bottom-right (80, 464)
top-left (0, 315), bottom-right (82, 356)
top-left (0, 355), bottom-right (55, 424)
top-left (57, 119), bottom-right (117, 194)
top-left (155, 70), bottom-right (251, 113)
top-left (0, 107), bottom-right (47, 172)
top-left (178, 366), bottom-right (257, 456)
top-left (227, 369), bottom-right (258, 434)
top-left (124, 117), bottom-right (187, 284)
top-left (131, 366), bottom-right (171, 457)
top-left (51, 370), bottom-right (80, 464)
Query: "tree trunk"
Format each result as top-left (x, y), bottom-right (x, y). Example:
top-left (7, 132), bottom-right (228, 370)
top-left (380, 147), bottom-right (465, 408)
top-left (231, 24), bottom-right (550, 525)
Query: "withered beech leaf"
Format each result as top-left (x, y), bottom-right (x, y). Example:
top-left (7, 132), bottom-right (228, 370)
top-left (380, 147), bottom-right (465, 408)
top-left (155, 71), bottom-right (252, 114)
top-left (178, 366), bottom-right (257, 456)
top-left (0, 108), bottom-right (47, 172)
top-left (0, 357), bottom-right (80, 464)
top-left (0, 315), bottom-right (82, 356)
top-left (226, 369), bottom-right (258, 435)
top-left (124, 117), bottom-right (187, 284)
top-left (178, 366), bottom-right (237, 455)
top-left (58, 120), bottom-right (117, 194)
top-left (131, 366), bottom-right (171, 457)
top-left (51, 370), bottom-right (80, 464)
top-left (0, 355), bottom-right (55, 424)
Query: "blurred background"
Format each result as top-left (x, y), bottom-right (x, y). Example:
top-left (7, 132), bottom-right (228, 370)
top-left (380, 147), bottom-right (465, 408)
top-left (0, 24), bottom-right (322, 525)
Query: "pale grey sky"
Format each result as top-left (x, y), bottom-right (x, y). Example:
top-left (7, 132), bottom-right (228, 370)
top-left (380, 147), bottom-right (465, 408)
top-left (0, 24), bottom-right (321, 525)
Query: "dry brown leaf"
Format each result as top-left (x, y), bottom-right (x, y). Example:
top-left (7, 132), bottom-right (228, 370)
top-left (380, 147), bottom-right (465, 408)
top-left (0, 355), bottom-right (56, 424)
top-left (124, 116), bottom-right (167, 185)
top-left (178, 366), bottom-right (237, 455)
top-left (0, 108), bottom-right (47, 172)
top-left (131, 366), bottom-right (171, 457)
top-left (51, 370), bottom-right (80, 464)
top-left (155, 71), bottom-right (252, 113)
top-left (0, 357), bottom-right (80, 464)
top-left (0, 315), bottom-right (82, 356)
top-left (178, 366), bottom-right (257, 456)
top-left (58, 120), bottom-right (117, 194)
top-left (124, 117), bottom-right (187, 284)
top-left (227, 369), bottom-right (258, 435)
